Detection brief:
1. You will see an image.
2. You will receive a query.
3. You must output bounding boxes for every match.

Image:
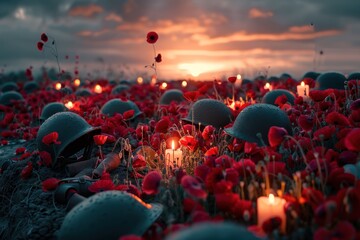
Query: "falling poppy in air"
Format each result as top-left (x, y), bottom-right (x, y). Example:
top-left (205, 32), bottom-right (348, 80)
top-left (155, 53), bottom-right (162, 63)
top-left (37, 42), bottom-right (44, 51)
top-left (41, 33), bottom-right (48, 42)
top-left (146, 31), bottom-right (159, 44)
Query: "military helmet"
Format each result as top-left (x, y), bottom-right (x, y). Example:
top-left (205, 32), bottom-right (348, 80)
top-left (225, 103), bottom-right (292, 146)
top-left (182, 99), bottom-right (232, 129)
top-left (160, 89), bottom-right (184, 105)
top-left (0, 91), bottom-right (24, 106)
top-left (261, 89), bottom-right (296, 105)
top-left (37, 112), bottom-right (100, 166)
top-left (315, 72), bottom-right (347, 90)
top-left (58, 191), bottom-right (163, 240)
top-left (40, 102), bottom-right (68, 121)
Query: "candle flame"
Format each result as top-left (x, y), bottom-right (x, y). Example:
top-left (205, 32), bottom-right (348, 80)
top-left (181, 80), bottom-right (188, 87)
top-left (171, 140), bottom-right (175, 150)
top-left (55, 82), bottom-right (62, 90)
top-left (137, 77), bottom-right (143, 85)
top-left (160, 82), bottom-right (167, 90)
top-left (264, 82), bottom-right (271, 90)
top-left (269, 193), bottom-right (275, 204)
top-left (74, 79), bottom-right (80, 87)
top-left (237, 74), bottom-right (242, 80)
top-left (65, 101), bottom-right (73, 109)
top-left (151, 75), bottom-right (157, 86)
top-left (301, 81), bottom-right (305, 87)
top-left (94, 84), bottom-right (102, 94)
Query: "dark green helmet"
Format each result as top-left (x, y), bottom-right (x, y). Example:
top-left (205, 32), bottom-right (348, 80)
top-left (225, 103), bottom-right (292, 146)
top-left (37, 112), bottom-right (100, 167)
top-left (58, 191), bottom-right (163, 240)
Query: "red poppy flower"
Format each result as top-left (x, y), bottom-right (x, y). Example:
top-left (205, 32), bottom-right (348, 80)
top-left (42, 178), bottom-right (60, 192)
top-left (146, 31), bottom-right (158, 44)
top-left (262, 217), bottom-right (282, 234)
top-left (204, 146), bottom-right (218, 157)
top-left (182, 124), bottom-right (195, 134)
top-left (268, 126), bottom-right (288, 147)
top-left (88, 180), bottom-right (115, 193)
top-left (132, 154), bottom-right (147, 170)
top-left (119, 235), bottom-right (143, 240)
top-left (179, 135), bottom-right (198, 151)
top-left (41, 33), bottom-right (48, 42)
top-left (21, 162), bottom-right (33, 179)
top-left (181, 175), bottom-right (207, 199)
top-left (298, 114), bottom-right (314, 132)
top-left (19, 152), bottom-right (31, 160)
top-left (93, 134), bottom-right (108, 146)
top-left (228, 76), bottom-right (237, 83)
top-left (183, 91), bottom-right (200, 102)
top-left (214, 155), bottom-right (234, 169)
top-left (194, 164), bottom-right (211, 182)
top-left (183, 197), bottom-right (205, 213)
top-left (42, 132), bottom-right (61, 145)
top-left (155, 118), bottom-right (170, 133)
top-left (39, 151), bottom-right (52, 167)
top-left (123, 109), bottom-right (135, 120)
top-left (350, 99), bottom-right (360, 111)
top-left (313, 125), bottom-right (336, 141)
top-left (266, 161), bottom-right (289, 177)
top-left (274, 94), bottom-right (288, 107)
top-left (213, 180), bottom-right (233, 194)
top-left (233, 158), bottom-right (256, 178)
top-left (15, 147), bottom-right (26, 155)
top-left (225, 168), bottom-right (239, 186)
top-left (325, 111), bottom-right (350, 126)
top-left (231, 199), bottom-right (253, 221)
top-left (215, 192), bottom-right (239, 212)
top-left (202, 125), bottom-right (215, 141)
top-left (142, 171), bottom-right (162, 195)
top-left (155, 53), bottom-right (162, 63)
top-left (314, 221), bottom-right (356, 240)
top-left (302, 187), bottom-right (325, 211)
top-left (205, 167), bottom-right (224, 193)
top-left (344, 128), bottom-right (360, 152)
top-left (37, 42), bottom-right (44, 51)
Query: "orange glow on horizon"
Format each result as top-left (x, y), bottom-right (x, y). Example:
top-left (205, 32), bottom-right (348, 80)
top-left (178, 62), bottom-right (224, 77)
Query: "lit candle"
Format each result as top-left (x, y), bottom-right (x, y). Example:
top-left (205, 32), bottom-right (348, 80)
top-left (182, 80), bottom-right (188, 88)
top-left (264, 82), bottom-right (272, 91)
top-left (160, 82), bottom-right (167, 90)
top-left (74, 79), bottom-right (81, 87)
top-left (55, 82), bottom-right (62, 90)
top-left (137, 77), bottom-right (143, 85)
top-left (257, 193), bottom-right (286, 232)
top-left (151, 75), bottom-right (157, 86)
top-left (65, 101), bottom-right (73, 109)
top-left (165, 140), bottom-right (183, 171)
top-left (94, 84), bottom-right (102, 94)
top-left (297, 81), bottom-right (309, 97)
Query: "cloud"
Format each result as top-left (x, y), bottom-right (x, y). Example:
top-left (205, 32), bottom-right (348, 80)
top-left (248, 8), bottom-right (273, 19)
top-left (289, 25), bottom-right (314, 33)
top-left (68, 3), bottom-right (104, 18)
top-left (192, 29), bottom-right (341, 46)
top-left (105, 13), bottom-right (123, 23)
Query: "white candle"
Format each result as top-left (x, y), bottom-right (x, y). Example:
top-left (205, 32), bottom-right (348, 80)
top-left (257, 194), bottom-right (286, 232)
top-left (165, 140), bottom-right (183, 171)
top-left (297, 81), bottom-right (309, 97)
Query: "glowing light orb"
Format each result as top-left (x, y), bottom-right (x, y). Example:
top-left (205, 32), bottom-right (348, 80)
top-left (94, 84), bottom-right (102, 94)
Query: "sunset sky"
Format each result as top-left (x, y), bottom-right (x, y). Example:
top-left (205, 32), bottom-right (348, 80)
top-left (0, 0), bottom-right (359, 81)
